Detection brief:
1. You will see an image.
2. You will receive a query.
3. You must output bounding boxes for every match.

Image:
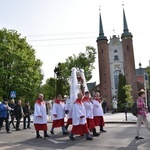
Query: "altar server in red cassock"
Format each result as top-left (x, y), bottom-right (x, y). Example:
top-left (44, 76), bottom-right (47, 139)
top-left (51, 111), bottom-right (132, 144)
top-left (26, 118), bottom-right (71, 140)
top-left (93, 92), bottom-right (107, 132)
top-left (33, 93), bottom-right (50, 138)
top-left (69, 92), bottom-right (93, 140)
top-left (50, 94), bottom-right (68, 135)
top-left (82, 91), bottom-right (100, 136)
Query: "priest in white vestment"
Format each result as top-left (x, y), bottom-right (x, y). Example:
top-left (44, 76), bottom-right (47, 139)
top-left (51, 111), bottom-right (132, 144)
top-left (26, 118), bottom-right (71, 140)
top-left (69, 92), bottom-right (93, 140)
top-left (33, 93), bottom-right (50, 138)
top-left (50, 94), bottom-right (68, 135)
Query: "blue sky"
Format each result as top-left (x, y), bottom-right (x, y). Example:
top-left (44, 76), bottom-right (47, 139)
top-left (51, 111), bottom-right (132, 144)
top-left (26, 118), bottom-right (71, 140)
top-left (0, 0), bottom-right (150, 84)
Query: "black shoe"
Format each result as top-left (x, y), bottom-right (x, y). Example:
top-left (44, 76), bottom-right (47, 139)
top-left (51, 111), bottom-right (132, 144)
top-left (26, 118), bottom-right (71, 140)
top-left (24, 127), bottom-right (27, 129)
top-left (16, 128), bottom-right (21, 131)
top-left (36, 135), bottom-right (43, 138)
top-left (63, 132), bottom-right (69, 135)
top-left (27, 127), bottom-right (31, 129)
top-left (100, 129), bottom-right (107, 133)
top-left (69, 135), bottom-right (75, 140)
top-left (7, 131), bottom-right (12, 134)
top-left (44, 134), bottom-right (50, 138)
top-left (86, 137), bottom-right (93, 140)
top-left (93, 132), bottom-right (100, 136)
top-left (50, 131), bottom-right (54, 134)
top-left (135, 136), bottom-right (144, 140)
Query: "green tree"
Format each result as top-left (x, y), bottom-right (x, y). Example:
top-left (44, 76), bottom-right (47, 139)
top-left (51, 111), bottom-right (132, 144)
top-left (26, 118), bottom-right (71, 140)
top-left (63, 46), bottom-right (96, 81)
top-left (118, 74), bottom-right (127, 112)
top-left (123, 85), bottom-right (134, 110)
top-left (0, 28), bottom-right (43, 105)
top-left (40, 78), bottom-right (56, 100)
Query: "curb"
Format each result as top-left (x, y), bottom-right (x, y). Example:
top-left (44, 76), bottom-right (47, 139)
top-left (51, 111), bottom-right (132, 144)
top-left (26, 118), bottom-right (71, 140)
top-left (13, 121), bottom-right (137, 124)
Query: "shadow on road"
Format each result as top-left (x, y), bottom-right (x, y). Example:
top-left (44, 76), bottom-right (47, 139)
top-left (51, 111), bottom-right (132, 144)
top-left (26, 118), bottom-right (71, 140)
top-left (116, 138), bottom-right (150, 150)
top-left (1, 134), bottom-right (89, 150)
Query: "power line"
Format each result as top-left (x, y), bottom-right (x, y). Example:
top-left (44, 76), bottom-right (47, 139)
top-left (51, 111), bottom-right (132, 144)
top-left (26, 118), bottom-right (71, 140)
top-left (28, 36), bottom-right (96, 42)
top-left (26, 31), bottom-right (97, 37)
top-left (30, 42), bottom-right (95, 47)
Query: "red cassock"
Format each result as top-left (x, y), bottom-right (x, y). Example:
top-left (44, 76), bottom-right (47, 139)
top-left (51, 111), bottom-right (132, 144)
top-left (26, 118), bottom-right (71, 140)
top-left (71, 124), bottom-right (89, 135)
top-left (52, 118), bottom-right (65, 128)
top-left (86, 118), bottom-right (95, 130)
top-left (94, 116), bottom-right (105, 126)
top-left (66, 118), bottom-right (72, 125)
top-left (34, 124), bottom-right (47, 131)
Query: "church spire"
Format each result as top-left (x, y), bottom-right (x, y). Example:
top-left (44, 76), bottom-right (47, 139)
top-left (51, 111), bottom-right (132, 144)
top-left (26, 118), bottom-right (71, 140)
top-left (121, 6), bottom-right (132, 38)
top-left (97, 7), bottom-right (107, 41)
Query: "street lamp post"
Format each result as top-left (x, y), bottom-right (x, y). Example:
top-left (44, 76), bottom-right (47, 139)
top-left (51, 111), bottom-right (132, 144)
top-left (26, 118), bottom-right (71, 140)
top-left (144, 73), bottom-right (149, 107)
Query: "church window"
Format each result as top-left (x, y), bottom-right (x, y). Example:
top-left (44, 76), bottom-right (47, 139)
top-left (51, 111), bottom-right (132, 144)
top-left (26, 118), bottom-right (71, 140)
top-left (114, 49), bottom-right (117, 53)
top-left (114, 49), bottom-right (119, 61)
top-left (114, 55), bottom-right (119, 61)
top-left (114, 70), bottom-right (120, 90)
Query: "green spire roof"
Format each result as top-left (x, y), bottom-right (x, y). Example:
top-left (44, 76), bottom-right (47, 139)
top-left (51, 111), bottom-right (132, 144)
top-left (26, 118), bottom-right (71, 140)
top-left (97, 13), bottom-right (107, 42)
top-left (121, 8), bottom-right (132, 38)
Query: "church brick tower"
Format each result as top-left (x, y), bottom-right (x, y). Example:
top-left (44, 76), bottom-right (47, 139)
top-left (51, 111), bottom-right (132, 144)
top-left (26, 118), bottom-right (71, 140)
top-left (121, 8), bottom-right (138, 99)
top-left (96, 13), bottom-right (112, 109)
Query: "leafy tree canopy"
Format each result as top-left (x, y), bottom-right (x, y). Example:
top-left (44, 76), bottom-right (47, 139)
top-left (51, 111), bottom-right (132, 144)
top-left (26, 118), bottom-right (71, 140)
top-left (0, 28), bottom-right (43, 105)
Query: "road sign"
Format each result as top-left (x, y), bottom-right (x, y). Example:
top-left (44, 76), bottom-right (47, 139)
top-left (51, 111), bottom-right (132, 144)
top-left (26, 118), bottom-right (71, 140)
top-left (10, 91), bottom-right (16, 98)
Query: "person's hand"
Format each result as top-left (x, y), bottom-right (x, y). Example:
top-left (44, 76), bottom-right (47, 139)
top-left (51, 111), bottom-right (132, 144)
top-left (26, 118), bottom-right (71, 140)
top-left (5, 106), bottom-right (9, 109)
top-left (80, 116), bottom-right (84, 119)
top-left (53, 114), bottom-right (57, 118)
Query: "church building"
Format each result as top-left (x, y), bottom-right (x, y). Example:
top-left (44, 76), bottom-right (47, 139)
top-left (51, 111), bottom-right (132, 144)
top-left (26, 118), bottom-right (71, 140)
top-left (91, 8), bottom-right (139, 109)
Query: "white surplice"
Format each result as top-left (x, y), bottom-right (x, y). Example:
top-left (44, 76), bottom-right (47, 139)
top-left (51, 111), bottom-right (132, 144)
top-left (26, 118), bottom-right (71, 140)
top-left (52, 102), bottom-right (65, 120)
top-left (33, 101), bottom-right (47, 124)
top-left (92, 99), bottom-right (104, 116)
top-left (83, 101), bottom-right (94, 119)
top-left (72, 102), bottom-right (86, 125)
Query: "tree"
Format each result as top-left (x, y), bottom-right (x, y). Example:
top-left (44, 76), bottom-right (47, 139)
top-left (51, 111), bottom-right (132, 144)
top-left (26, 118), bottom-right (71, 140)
top-left (63, 46), bottom-right (96, 81)
top-left (118, 74), bottom-right (127, 112)
top-left (123, 85), bottom-right (134, 110)
top-left (0, 28), bottom-right (43, 105)
top-left (40, 78), bottom-right (56, 100)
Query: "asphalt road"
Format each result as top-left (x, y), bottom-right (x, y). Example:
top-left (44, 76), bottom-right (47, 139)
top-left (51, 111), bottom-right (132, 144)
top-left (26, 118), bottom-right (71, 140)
top-left (0, 123), bottom-right (150, 150)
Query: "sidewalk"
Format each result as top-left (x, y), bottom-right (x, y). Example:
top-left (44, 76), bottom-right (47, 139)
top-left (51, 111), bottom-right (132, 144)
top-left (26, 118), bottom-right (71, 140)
top-left (22, 113), bottom-right (150, 124)
top-left (103, 112), bottom-right (150, 123)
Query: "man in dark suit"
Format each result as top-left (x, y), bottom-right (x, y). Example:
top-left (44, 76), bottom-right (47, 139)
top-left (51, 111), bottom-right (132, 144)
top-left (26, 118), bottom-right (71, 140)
top-left (23, 101), bottom-right (31, 129)
top-left (14, 100), bottom-right (23, 131)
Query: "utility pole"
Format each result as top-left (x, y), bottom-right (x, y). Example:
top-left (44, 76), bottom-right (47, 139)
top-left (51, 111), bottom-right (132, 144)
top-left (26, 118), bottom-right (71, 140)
top-left (144, 73), bottom-right (149, 106)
